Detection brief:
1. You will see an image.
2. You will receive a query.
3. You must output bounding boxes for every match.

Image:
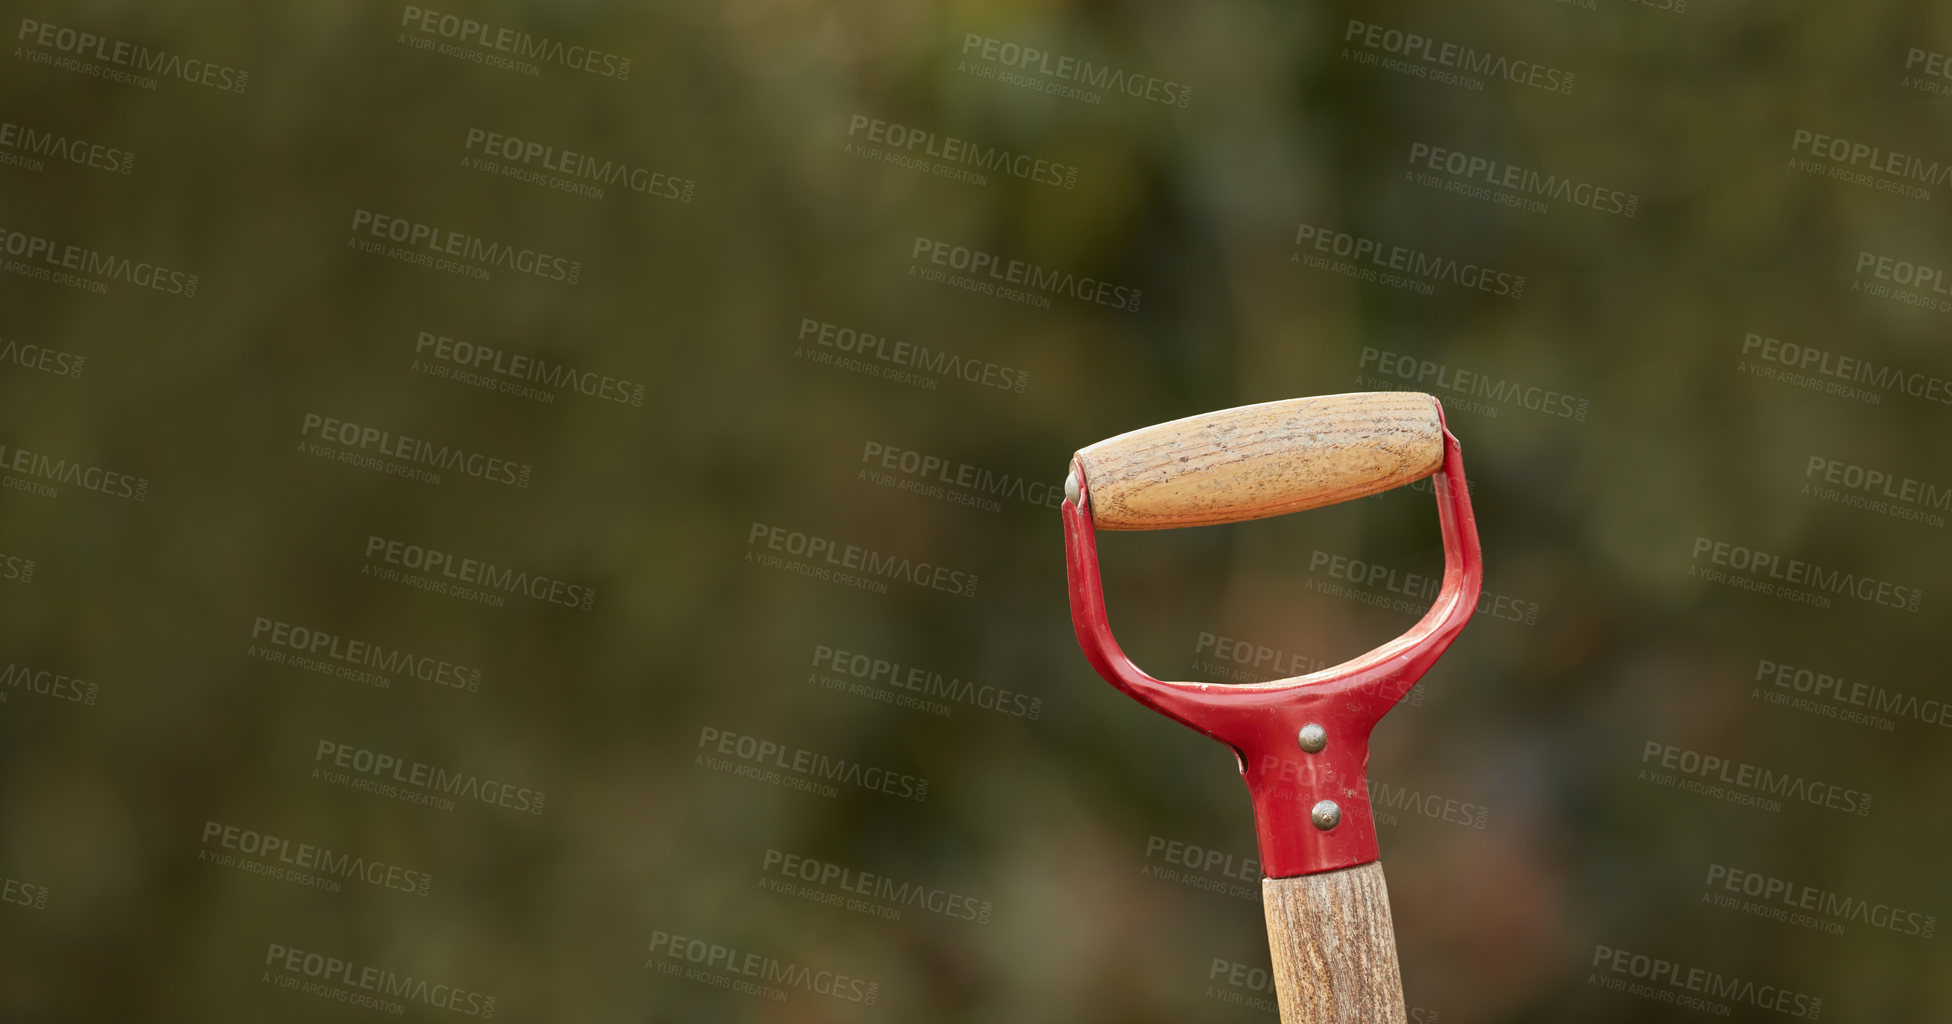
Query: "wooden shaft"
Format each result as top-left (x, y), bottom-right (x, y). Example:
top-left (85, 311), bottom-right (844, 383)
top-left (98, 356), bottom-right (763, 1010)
top-left (1072, 392), bottom-right (1443, 531)
top-left (1262, 862), bottom-right (1408, 1024)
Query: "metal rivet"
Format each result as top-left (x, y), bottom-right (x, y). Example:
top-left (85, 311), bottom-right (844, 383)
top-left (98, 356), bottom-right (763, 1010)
top-left (1311, 800), bottom-right (1342, 830)
top-left (1297, 723), bottom-right (1327, 753)
top-left (1064, 471), bottom-right (1080, 505)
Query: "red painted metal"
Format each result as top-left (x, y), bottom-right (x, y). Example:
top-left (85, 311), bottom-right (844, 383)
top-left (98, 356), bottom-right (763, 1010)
top-left (1062, 407), bottom-right (1482, 879)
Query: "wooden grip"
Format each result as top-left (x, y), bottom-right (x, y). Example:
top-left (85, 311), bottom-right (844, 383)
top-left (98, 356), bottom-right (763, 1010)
top-left (1072, 392), bottom-right (1443, 530)
top-left (1263, 862), bottom-right (1408, 1024)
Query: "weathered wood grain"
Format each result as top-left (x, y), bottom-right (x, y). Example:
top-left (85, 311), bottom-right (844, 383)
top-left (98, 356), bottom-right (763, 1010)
top-left (1074, 392), bottom-right (1443, 530)
top-left (1262, 862), bottom-right (1408, 1024)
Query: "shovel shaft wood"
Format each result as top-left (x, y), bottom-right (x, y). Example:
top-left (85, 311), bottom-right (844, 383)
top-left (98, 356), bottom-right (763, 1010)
top-left (1262, 862), bottom-right (1408, 1024)
top-left (1072, 392), bottom-right (1443, 530)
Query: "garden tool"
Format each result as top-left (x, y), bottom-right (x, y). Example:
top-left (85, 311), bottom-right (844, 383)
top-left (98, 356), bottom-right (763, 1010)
top-left (1061, 392), bottom-right (1482, 1024)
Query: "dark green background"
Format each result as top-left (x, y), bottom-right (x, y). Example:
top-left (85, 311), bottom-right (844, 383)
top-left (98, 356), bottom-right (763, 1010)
top-left (2, 1), bottom-right (1948, 1020)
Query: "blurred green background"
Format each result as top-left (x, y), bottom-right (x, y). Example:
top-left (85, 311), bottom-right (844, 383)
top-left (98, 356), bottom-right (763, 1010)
top-left (3, 0), bottom-right (1949, 1020)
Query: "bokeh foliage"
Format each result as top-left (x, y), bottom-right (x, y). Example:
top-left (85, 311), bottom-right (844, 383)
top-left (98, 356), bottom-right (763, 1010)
top-left (3, 0), bottom-right (1950, 1021)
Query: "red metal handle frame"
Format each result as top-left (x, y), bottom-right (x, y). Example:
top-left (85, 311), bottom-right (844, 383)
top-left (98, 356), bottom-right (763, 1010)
top-left (1062, 409), bottom-right (1482, 878)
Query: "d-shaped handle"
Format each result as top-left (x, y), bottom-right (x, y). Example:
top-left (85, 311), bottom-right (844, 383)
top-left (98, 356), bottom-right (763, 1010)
top-left (1061, 406), bottom-right (1481, 879)
top-left (1070, 392), bottom-right (1444, 530)
top-left (1063, 392), bottom-right (1481, 1024)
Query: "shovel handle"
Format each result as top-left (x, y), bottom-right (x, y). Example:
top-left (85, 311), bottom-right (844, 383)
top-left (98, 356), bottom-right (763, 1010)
top-left (1070, 392), bottom-right (1443, 530)
top-left (1263, 862), bottom-right (1408, 1024)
